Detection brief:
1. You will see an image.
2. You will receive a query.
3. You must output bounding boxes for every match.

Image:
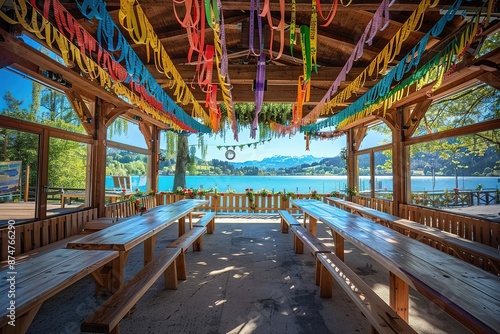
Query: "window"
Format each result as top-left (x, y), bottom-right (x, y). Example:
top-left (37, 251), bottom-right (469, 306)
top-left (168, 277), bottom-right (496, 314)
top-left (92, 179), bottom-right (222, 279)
top-left (0, 127), bottom-right (39, 224)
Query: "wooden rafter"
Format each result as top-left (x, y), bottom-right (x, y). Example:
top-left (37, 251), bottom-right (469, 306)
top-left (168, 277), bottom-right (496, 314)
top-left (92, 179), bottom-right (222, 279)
top-left (139, 123), bottom-right (153, 150)
top-left (65, 91), bottom-right (94, 136)
top-left (352, 126), bottom-right (367, 152)
top-left (403, 98), bottom-right (433, 138)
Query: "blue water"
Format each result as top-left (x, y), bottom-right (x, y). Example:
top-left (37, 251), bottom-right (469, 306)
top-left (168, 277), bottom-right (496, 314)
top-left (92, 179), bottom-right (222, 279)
top-left (107, 175), bottom-right (500, 194)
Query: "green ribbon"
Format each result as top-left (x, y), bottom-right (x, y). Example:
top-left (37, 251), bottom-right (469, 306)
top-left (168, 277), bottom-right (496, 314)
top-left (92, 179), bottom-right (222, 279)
top-left (300, 25), bottom-right (311, 81)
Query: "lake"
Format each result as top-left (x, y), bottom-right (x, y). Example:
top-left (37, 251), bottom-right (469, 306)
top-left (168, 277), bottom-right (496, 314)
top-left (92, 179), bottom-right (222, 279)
top-left (107, 175), bottom-right (500, 194)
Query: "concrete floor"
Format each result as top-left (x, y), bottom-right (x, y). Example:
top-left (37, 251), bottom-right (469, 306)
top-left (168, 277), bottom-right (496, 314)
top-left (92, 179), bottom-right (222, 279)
top-left (28, 216), bottom-right (471, 334)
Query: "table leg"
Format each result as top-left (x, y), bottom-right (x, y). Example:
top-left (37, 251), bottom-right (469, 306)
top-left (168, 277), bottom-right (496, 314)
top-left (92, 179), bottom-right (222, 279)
top-left (189, 212), bottom-right (193, 229)
top-left (3, 303), bottom-right (42, 334)
top-left (61, 194), bottom-right (65, 208)
top-left (178, 216), bottom-right (186, 236)
top-left (144, 235), bottom-right (158, 266)
top-left (389, 272), bottom-right (409, 322)
top-left (111, 250), bottom-right (130, 292)
top-left (334, 231), bottom-right (344, 261)
top-left (309, 216), bottom-right (317, 236)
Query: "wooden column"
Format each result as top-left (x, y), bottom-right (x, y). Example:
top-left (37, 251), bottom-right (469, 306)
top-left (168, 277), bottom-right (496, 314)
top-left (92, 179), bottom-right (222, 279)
top-left (91, 98), bottom-right (108, 217)
top-left (149, 126), bottom-right (160, 192)
top-left (346, 128), bottom-right (356, 192)
top-left (37, 129), bottom-right (50, 221)
top-left (392, 107), bottom-right (407, 217)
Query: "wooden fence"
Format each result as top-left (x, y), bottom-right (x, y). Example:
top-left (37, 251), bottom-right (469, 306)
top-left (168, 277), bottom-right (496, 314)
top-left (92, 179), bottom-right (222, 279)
top-left (159, 193), bottom-right (318, 214)
top-left (351, 195), bottom-right (498, 249)
top-left (399, 203), bottom-right (500, 249)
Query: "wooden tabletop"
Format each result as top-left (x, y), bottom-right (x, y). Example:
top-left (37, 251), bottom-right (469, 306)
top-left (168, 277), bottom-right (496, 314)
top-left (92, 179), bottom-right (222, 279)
top-left (67, 199), bottom-right (208, 252)
top-left (291, 199), bottom-right (500, 334)
top-left (0, 248), bottom-right (118, 327)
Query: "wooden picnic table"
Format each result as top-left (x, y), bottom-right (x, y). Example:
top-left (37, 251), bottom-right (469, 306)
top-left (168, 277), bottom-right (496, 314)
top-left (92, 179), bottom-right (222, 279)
top-left (290, 199), bottom-right (500, 334)
top-left (67, 199), bottom-right (208, 292)
top-left (0, 248), bottom-right (118, 333)
top-left (326, 197), bottom-right (500, 274)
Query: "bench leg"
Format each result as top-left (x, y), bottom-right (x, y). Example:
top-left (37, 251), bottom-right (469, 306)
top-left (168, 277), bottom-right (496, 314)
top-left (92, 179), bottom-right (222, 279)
top-left (178, 217), bottom-right (186, 236)
top-left (193, 236), bottom-right (203, 251)
top-left (389, 272), bottom-right (409, 322)
top-left (281, 218), bottom-right (289, 233)
top-left (315, 258), bottom-right (322, 286)
top-left (319, 264), bottom-right (333, 298)
top-left (208, 218), bottom-right (215, 234)
top-left (176, 252), bottom-right (187, 280)
top-left (164, 260), bottom-right (178, 289)
top-left (294, 235), bottom-right (304, 254)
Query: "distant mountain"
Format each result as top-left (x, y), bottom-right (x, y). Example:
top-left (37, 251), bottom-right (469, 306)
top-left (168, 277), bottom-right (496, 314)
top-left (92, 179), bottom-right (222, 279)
top-left (231, 155), bottom-right (326, 169)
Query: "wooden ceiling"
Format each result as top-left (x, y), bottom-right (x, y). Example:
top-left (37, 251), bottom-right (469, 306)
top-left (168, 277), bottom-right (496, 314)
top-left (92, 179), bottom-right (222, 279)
top-left (1, 0), bottom-right (499, 132)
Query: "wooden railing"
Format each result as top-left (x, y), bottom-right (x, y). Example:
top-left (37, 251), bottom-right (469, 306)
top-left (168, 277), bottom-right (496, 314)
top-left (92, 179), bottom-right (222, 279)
top-left (0, 208), bottom-right (98, 260)
top-left (399, 203), bottom-right (500, 249)
top-left (352, 195), bottom-right (393, 213)
top-left (350, 195), bottom-right (499, 249)
top-left (104, 194), bottom-right (158, 219)
top-left (160, 193), bottom-right (321, 214)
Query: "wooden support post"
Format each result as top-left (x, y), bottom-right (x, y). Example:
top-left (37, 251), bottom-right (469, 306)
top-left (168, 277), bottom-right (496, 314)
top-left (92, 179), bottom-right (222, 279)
top-left (24, 164), bottom-right (30, 202)
top-left (389, 272), bottom-right (409, 322)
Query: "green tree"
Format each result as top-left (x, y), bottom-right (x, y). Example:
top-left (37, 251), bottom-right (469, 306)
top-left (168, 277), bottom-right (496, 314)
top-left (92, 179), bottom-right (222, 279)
top-left (173, 134), bottom-right (189, 189)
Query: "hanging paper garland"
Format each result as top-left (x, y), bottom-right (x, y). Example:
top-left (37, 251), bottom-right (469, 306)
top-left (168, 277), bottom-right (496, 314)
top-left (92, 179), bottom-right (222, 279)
top-left (269, 0), bottom-right (393, 136)
top-left (69, 0), bottom-right (212, 132)
top-left (8, 0), bottom-right (204, 133)
top-left (302, 1), bottom-right (482, 133)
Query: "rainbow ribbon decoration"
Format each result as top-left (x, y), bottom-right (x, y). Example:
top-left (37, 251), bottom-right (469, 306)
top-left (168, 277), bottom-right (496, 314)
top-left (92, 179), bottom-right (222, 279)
top-left (302, 0), bottom-right (484, 133)
top-left (74, 0), bottom-right (212, 132)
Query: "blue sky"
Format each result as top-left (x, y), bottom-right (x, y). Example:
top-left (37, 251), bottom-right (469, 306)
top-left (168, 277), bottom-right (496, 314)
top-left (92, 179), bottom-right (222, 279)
top-left (109, 122), bottom-right (346, 162)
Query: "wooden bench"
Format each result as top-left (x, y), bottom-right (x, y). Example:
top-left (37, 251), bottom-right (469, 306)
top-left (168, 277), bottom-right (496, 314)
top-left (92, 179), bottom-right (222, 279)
top-left (327, 197), bottom-right (500, 275)
top-left (279, 210), bottom-right (331, 285)
top-left (168, 226), bottom-right (207, 280)
top-left (192, 212), bottom-right (216, 234)
top-left (81, 247), bottom-right (181, 334)
top-left (317, 253), bottom-right (417, 334)
top-left (278, 210), bottom-right (301, 233)
top-left (0, 248), bottom-right (118, 333)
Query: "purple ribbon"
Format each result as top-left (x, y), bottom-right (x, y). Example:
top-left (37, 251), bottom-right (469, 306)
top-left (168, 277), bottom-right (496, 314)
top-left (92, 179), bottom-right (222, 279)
top-left (251, 52), bottom-right (266, 138)
top-left (249, 0), bottom-right (263, 56)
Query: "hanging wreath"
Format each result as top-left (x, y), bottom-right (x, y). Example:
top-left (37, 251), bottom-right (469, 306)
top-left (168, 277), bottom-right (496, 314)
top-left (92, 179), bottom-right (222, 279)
top-left (225, 149), bottom-right (236, 160)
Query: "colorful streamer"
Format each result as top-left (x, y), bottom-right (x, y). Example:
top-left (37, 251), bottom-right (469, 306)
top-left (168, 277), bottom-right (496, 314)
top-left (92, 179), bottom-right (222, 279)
top-left (302, 1), bottom-right (483, 133)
